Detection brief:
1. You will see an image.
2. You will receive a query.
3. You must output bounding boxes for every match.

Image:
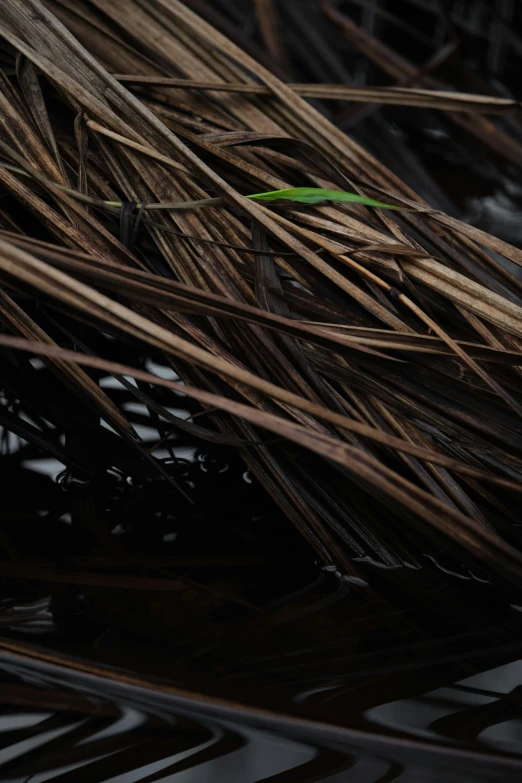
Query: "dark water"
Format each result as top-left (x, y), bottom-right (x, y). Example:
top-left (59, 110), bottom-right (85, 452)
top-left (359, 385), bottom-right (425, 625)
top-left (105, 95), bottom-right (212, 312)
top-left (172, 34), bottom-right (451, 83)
top-left (2, 470), bottom-right (522, 783)
top-left (3, 372), bottom-right (522, 781)
top-left (2, 641), bottom-right (522, 782)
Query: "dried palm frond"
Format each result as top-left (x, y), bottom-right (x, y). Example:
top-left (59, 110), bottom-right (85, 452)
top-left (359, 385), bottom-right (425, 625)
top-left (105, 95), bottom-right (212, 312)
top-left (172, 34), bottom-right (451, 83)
top-left (1, 2), bottom-right (522, 777)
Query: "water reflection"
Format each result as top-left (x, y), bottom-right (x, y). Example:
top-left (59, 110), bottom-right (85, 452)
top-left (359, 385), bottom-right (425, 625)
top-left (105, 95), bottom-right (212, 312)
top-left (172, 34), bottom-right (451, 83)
top-left (1, 636), bottom-right (522, 782)
top-left (3, 368), bottom-right (522, 781)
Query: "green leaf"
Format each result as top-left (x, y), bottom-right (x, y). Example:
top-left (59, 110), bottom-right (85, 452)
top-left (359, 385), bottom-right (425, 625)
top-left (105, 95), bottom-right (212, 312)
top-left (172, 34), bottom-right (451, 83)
top-left (246, 187), bottom-right (401, 209)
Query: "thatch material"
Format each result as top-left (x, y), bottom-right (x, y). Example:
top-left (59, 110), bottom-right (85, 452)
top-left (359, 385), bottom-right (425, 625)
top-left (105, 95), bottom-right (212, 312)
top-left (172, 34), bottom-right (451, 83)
top-left (2, 3), bottom-right (522, 778)
top-left (1, 0), bottom-right (522, 588)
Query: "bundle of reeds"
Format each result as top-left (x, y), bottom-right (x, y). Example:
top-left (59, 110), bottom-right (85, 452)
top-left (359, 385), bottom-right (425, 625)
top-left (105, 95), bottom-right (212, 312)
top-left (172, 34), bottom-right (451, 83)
top-left (2, 4), bottom-right (522, 765)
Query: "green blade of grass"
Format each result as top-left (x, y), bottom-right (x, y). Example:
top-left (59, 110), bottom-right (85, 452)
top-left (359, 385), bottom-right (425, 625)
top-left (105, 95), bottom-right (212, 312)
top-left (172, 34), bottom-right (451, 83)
top-left (246, 187), bottom-right (401, 208)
